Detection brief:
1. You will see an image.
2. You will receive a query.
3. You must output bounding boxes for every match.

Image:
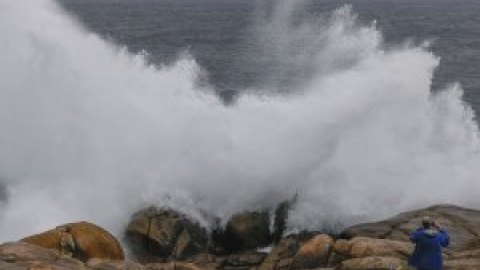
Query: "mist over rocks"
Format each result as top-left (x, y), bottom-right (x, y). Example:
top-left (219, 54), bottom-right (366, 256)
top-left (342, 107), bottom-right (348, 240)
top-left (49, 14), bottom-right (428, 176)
top-left (0, 183), bottom-right (7, 203)
top-left (124, 206), bottom-right (286, 260)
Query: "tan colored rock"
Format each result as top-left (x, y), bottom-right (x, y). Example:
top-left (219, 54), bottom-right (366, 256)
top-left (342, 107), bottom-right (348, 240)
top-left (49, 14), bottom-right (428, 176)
top-left (146, 262), bottom-right (209, 270)
top-left (0, 260), bottom-right (27, 270)
top-left (329, 239), bottom-right (352, 266)
top-left (291, 234), bottom-right (334, 269)
top-left (341, 204), bottom-right (480, 252)
top-left (329, 237), bottom-right (413, 268)
top-left (274, 258), bottom-right (293, 270)
top-left (258, 236), bottom-right (301, 270)
top-left (333, 239), bottom-right (352, 256)
top-left (87, 258), bottom-right (147, 270)
top-left (224, 251), bottom-right (267, 267)
top-left (339, 256), bottom-right (408, 270)
top-left (186, 253), bottom-right (224, 269)
top-left (444, 259), bottom-right (480, 270)
top-left (1, 241), bottom-right (63, 262)
top-left (20, 229), bottom-right (75, 256)
top-left (347, 237), bottom-right (413, 259)
top-left (21, 221), bottom-right (125, 262)
top-left (0, 241), bottom-right (85, 270)
top-left (448, 248), bottom-right (480, 259)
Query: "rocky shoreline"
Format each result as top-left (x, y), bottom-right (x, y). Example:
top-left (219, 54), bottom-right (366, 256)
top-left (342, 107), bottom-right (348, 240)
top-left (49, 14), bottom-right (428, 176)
top-left (1, 204), bottom-right (480, 269)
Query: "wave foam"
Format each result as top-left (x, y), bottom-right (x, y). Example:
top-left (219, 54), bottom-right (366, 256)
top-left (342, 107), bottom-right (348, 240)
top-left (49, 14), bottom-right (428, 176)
top-left (0, 0), bottom-right (479, 241)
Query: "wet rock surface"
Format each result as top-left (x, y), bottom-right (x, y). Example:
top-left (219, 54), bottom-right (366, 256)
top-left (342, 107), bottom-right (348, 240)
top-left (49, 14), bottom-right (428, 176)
top-left (125, 207), bottom-right (208, 262)
top-left (291, 234), bottom-right (334, 269)
top-left (214, 210), bottom-right (272, 252)
top-left (4, 204), bottom-right (480, 269)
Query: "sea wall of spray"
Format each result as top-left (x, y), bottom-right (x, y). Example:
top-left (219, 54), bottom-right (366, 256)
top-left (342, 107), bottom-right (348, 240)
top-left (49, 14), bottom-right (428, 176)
top-left (0, 0), bottom-right (479, 241)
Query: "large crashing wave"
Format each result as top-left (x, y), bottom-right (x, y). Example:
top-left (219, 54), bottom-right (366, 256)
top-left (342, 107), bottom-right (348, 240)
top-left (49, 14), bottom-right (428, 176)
top-left (0, 0), bottom-right (479, 241)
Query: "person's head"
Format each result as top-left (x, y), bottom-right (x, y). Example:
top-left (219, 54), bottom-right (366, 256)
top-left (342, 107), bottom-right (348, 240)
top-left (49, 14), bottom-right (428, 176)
top-left (422, 216), bottom-right (432, 228)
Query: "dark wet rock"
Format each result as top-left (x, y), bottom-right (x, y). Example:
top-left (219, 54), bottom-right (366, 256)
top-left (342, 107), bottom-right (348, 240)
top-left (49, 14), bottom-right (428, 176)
top-left (220, 211), bottom-right (271, 252)
top-left (272, 201), bottom-right (290, 244)
top-left (21, 221), bottom-right (125, 262)
top-left (125, 207), bottom-right (208, 261)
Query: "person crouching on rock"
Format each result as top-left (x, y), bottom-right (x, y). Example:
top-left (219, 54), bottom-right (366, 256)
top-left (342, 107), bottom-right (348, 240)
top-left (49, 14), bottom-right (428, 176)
top-left (409, 216), bottom-right (449, 270)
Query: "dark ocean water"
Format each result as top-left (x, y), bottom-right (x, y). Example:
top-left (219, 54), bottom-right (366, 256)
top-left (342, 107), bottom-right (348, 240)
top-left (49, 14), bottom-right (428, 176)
top-left (57, 0), bottom-right (480, 112)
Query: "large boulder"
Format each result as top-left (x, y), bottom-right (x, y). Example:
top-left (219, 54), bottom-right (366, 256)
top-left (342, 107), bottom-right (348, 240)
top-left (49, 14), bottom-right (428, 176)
top-left (125, 207), bottom-right (208, 261)
top-left (333, 237), bottom-right (413, 260)
top-left (341, 204), bottom-right (480, 252)
top-left (258, 232), bottom-right (319, 270)
top-left (328, 237), bottom-right (413, 268)
top-left (291, 234), bottom-right (334, 269)
top-left (21, 221), bottom-right (125, 262)
top-left (220, 211), bottom-right (271, 252)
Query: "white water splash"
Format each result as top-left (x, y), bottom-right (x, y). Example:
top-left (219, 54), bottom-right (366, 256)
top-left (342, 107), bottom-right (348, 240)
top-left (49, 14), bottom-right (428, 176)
top-left (0, 0), bottom-right (479, 241)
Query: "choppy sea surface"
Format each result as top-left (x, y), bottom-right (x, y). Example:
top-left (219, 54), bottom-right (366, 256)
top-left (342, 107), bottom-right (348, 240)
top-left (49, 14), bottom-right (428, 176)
top-left (59, 0), bottom-right (480, 110)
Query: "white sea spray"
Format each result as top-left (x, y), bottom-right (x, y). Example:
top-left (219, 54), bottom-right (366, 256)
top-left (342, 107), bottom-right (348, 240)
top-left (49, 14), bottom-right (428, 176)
top-left (0, 0), bottom-right (479, 241)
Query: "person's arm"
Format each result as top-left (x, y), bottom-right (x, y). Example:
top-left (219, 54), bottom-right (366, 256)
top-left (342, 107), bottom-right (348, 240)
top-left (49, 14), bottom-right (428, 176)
top-left (440, 229), bottom-right (449, 247)
top-left (410, 228), bottom-right (422, 243)
top-left (433, 221), bottom-right (450, 247)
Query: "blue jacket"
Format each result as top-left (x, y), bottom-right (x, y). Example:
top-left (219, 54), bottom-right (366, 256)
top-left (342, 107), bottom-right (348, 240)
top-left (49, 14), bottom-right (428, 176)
top-left (409, 227), bottom-right (449, 270)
